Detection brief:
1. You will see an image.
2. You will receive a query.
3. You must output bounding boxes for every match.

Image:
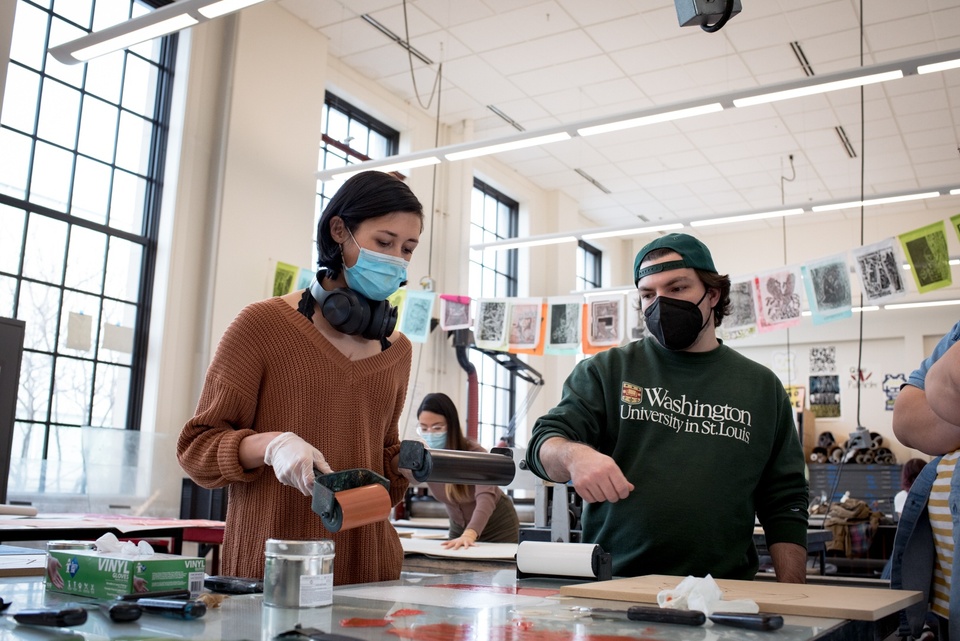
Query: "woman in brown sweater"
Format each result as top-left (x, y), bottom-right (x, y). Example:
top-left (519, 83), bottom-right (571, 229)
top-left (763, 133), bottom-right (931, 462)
top-left (417, 393), bottom-right (520, 548)
top-left (178, 171), bottom-right (423, 585)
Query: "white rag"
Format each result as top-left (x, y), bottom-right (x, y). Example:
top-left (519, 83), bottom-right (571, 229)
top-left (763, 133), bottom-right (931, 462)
top-left (656, 574), bottom-right (758, 616)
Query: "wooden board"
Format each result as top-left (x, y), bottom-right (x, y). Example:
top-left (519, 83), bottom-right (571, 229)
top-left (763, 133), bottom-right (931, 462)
top-left (560, 575), bottom-right (923, 621)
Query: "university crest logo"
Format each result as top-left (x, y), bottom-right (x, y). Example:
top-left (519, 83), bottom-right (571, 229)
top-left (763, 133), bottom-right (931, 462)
top-left (621, 382), bottom-right (643, 404)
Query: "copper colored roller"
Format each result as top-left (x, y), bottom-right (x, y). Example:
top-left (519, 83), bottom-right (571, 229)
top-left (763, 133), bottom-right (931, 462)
top-left (311, 469), bottom-right (392, 533)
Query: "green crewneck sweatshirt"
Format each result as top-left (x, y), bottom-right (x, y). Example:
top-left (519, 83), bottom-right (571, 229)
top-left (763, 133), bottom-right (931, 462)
top-left (525, 338), bottom-right (809, 579)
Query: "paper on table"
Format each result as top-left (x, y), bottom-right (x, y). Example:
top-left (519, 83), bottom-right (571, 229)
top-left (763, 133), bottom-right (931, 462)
top-left (400, 538), bottom-right (517, 559)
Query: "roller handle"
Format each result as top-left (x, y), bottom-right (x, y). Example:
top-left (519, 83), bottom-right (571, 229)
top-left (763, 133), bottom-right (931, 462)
top-left (709, 612), bottom-right (784, 631)
top-left (13, 607), bottom-right (88, 627)
top-left (626, 606), bottom-right (705, 626)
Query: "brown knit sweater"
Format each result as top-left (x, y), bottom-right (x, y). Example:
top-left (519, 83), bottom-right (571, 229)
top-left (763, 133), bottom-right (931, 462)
top-left (177, 297), bottom-right (411, 585)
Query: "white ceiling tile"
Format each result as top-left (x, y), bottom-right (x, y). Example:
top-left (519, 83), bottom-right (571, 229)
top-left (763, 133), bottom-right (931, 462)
top-left (448, 1), bottom-right (578, 53)
top-left (507, 54), bottom-right (623, 95)
top-left (483, 31), bottom-right (604, 77)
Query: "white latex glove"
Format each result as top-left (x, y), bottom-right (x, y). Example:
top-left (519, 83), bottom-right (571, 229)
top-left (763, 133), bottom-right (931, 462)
top-left (263, 432), bottom-right (333, 496)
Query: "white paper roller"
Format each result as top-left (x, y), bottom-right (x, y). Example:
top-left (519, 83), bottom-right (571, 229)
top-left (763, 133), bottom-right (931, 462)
top-left (516, 541), bottom-right (600, 579)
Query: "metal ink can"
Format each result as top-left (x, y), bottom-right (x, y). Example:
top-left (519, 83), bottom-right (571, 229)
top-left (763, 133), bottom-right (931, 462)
top-left (263, 539), bottom-right (334, 608)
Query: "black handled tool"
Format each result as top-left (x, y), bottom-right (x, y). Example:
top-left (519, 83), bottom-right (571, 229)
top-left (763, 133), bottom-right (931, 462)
top-left (13, 607), bottom-right (87, 627)
top-left (709, 612), bottom-right (784, 631)
top-left (136, 598), bottom-right (206, 620)
top-left (116, 589), bottom-right (191, 601)
top-left (205, 575), bottom-right (264, 594)
top-left (579, 605), bottom-right (706, 626)
top-left (99, 601), bottom-right (142, 623)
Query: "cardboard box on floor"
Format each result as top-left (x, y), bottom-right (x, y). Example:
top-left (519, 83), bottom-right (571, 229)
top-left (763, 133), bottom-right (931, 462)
top-left (46, 549), bottom-right (206, 599)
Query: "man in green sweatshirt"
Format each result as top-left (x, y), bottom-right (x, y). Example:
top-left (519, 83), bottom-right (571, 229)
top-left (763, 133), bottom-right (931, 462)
top-left (525, 233), bottom-right (809, 583)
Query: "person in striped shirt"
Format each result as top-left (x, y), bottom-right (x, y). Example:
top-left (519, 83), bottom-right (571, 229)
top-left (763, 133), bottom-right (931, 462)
top-left (891, 321), bottom-right (960, 640)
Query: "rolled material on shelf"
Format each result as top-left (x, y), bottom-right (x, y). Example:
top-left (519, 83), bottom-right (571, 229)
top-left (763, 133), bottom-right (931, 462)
top-left (311, 469), bottom-right (392, 533)
top-left (398, 440), bottom-right (516, 485)
top-left (516, 541), bottom-right (611, 580)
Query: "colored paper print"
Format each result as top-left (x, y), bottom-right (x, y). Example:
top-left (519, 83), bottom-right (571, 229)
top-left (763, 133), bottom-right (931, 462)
top-left (545, 296), bottom-right (582, 354)
top-left (809, 375), bottom-right (841, 418)
top-left (851, 238), bottom-right (907, 304)
top-left (439, 295), bottom-right (472, 330)
top-left (508, 299), bottom-right (542, 350)
top-left (899, 221), bottom-right (951, 293)
top-left (809, 346), bottom-right (837, 374)
top-left (753, 267), bottom-right (802, 332)
top-left (273, 261), bottom-right (299, 296)
top-left (401, 290), bottom-right (436, 343)
top-left (587, 295), bottom-right (623, 347)
top-left (801, 253), bottom-right (852, 324)
top-left (474, 299), bottom-right (509, 350)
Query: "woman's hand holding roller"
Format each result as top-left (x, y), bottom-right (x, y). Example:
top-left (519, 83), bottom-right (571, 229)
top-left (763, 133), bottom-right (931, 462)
top-left (264, 432), bottom-right (333, 496)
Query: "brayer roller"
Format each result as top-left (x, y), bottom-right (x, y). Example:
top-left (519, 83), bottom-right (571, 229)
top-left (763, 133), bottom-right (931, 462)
top-left (399, 440), bottom-right (516, 485)
top-left (311, 469), bottom-right (392, 533)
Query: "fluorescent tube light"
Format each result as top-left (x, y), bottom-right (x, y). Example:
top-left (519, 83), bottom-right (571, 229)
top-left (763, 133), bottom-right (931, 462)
top-left (733, 71), bottom-right (903, 108)
top-left (72, 14), bottom-right (198, 62)
top-left (885, 299), bottom-right (960, 311)
top-left (581, 222), bottom-right (684, 241)
top-left (918, 58), bottom-right (960, 74)
top-left (578, 103), bottom-right (723, 137)
top-left (332, 156), bottom-right (441, 180)
top-left (690, 208), bottom-right (804, 227)
top-left (811, 191), bottom-right (940, 213)
top-left (472, 235), bottom-right (578, 252)
top-left (48, 0), bottom-right (269, 64)
top-left (446, 133), bottom-right (571, 161)
top-left (951, 189), bottom-right (960, 196)
top-left (199, 0), bottom-right (266, 19)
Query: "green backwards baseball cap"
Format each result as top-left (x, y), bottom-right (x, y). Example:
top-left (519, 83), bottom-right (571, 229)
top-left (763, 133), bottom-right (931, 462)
top-left (633, 232), bottom-right (717, 285)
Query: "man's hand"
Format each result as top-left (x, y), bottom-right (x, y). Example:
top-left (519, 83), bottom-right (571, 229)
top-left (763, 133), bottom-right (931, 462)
top-left (539, 438), bottom-right (634, 503)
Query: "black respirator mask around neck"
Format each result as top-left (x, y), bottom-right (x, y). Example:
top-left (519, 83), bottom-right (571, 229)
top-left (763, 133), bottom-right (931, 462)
top-left (643, 290), bottom-right (711, 351)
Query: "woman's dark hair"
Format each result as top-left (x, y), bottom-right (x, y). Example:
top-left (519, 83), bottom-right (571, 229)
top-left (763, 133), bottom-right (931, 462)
top-left (298, 171), bottom-right (423, 320)
top-left (416, 392), bottom-right (468, 452)
top-left (417, 392), bottom-right (474, 504)
top-left (901, 457), bottom-right (926, 491)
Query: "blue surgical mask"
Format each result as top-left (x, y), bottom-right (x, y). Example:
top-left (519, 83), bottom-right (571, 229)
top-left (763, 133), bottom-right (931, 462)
top-left (419, 431), bottom-right (447, 449)
top-left (343, 232), bottom-right (409, 301)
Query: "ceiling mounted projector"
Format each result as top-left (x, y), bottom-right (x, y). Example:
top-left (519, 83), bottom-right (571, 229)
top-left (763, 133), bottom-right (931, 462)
top-left (675, 0), bottom-right (742, 32)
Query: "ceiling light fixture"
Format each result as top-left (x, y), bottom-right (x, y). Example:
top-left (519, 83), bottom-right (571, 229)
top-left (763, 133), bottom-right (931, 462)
top-left (581, 222), bottom-right (684, 241)
top-left (810, 191), bottom-right (940, 213)
top-left (465, 183), bottom-right (959, 253)
top-left (885, 299), bottom-right (960, 311)
top-left (332, 156), bottom-right (441, 180)
top-left (732, 70), bottom-right (903, 107)
top-left (577, 103), bottom-right (724, 137)
top-left (446, 132), bottom-right (571, 161)
top-left (315, 47), bottom-right (960, 182)
top-left (49, 0), bottom-right (269, 64)
top-left (689, 208), bottom-right (804, 228)
top-left (471, 234), bottom-right (578, 252)
top-left (917, 58), bottom-right (960, 74)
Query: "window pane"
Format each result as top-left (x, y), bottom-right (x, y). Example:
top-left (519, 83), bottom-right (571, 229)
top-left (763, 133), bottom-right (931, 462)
top-left (9, 422), bottom-right (45, 492)
top-left (37, 78), bottom-right (81, 147)
top-left (52, 356), bottom-right (94, 425)
top-left (100, 299), bottom-right (135, 364)
top-left (326, 108), bottom-right (348, 144)
top-left (77, 95), bottom-right (119, 163)
top-left (65, 226), bottom-right (107, 293)
top-left (0, 128), bottom-right (32, 198)
top-left (53, 0), bottom-right (93, 30)
top-left (121, 55), bottom-right (158, 117)
top-left (30, 141), bottom-right (74, 211)
top-left (103, 237), bottom-right (141, 302)
top-left (91, 362), bottom-right (130, 427)
top-left (109, 169), bottom-right (146, 232)
top-left (84, 50), bottom-right (124, 103)
top-left (8, 2), bottom-right (47, 69)
top-left (92, 0), bottom-right (131, 31)
top-left (60, 290), bottom-right (102, 352)
top-left (17, 351), bottom-right (53, 421)
top-left (71, 156), bottom-right (112, 223)
top-left (115, 110), bottom-right (151, 174)
top-left (1, 64), bottom-right (41, 133)
top-left (22, 213), bottom-right (68, 283)
top-left (0, 205), bottom-right (26, 273)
